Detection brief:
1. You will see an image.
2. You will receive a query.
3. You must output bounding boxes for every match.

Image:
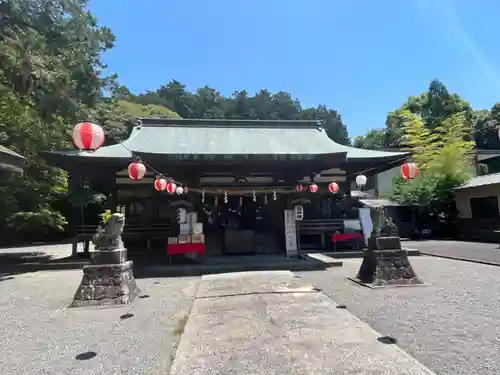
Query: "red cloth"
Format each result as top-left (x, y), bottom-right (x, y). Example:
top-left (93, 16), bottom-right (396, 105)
top-left (331, 233), bottom-right (364, 243)
top-left (167, 242), bottom-right (206, 256)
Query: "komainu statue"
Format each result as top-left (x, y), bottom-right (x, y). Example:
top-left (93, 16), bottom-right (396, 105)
top-left (92, 212), bottom-right (125, 250)
top-left (71, 211), bottom-right (140, 307)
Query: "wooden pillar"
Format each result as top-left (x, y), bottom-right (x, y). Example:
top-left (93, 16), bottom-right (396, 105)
top-left (104, 172), bottom-right (118, 211)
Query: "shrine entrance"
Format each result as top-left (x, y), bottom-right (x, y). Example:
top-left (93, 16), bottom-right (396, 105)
top-left (200, 192), bottom-right (286, 256)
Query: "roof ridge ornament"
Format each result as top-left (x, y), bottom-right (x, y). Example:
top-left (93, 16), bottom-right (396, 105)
top-left (137, 118), bottom-right (143, 129)
top-left (316, 120), bottom-right (325, 132)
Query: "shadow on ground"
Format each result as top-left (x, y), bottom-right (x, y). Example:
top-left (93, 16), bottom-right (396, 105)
top-left (0, 250), bottom-right (88, 276)
top-left (0, 248), bottom-right (339, 278)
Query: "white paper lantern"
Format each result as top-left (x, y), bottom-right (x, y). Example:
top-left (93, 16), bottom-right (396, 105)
top-left (355, 174), bottom-right (367, 188)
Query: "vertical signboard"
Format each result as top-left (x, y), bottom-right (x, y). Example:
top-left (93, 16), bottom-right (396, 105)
top-left (284, 209), bottom-right (298, 257)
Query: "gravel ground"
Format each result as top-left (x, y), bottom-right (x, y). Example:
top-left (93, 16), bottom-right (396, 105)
top-left (0, 269), bottom-right (200, 375)
top-left (405, 240), bottom-right (500, 265)
top-left (297, 256), bottom-right (500, 375)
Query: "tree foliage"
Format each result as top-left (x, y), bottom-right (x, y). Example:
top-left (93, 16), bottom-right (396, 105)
top-left (0, 0), bottom-right (115, 242)
top-left (391, 110), bottom-right (475, 227)
top-left (0, 0), bottom-right (350, 243)
top-left (130, 83), bottom-right (350, 145)
top-left (354, 79), bottom-right (478, 149)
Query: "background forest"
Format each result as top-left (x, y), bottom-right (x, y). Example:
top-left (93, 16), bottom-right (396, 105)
top-left (0, 0), bottom-right (496, 243)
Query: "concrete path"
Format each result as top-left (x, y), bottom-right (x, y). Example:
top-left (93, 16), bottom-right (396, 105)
top-left (405, 240), bottom-right (500, 265)
top-left (170, 271), bottom-right (435, 375)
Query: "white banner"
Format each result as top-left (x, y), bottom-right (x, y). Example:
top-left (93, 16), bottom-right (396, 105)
top-left (358, 208), bottom-right (373, 245)
top-left (284, 209), bottom-right (298, 257)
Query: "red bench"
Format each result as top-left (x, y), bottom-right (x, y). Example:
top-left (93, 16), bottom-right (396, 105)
top-left (167, 242), bottom-right (206, 263)
top-left (167, 243), bottom-right (206, 256)
top-left (331, 233), bottom-right (364, 251)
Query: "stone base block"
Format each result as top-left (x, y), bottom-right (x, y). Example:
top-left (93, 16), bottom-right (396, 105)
top-left (91, 248), bottom-right (127, 265)
top-left (70, 260), bottom-right (140, 308)
top-left (355, 249), bottom-right (424, 287)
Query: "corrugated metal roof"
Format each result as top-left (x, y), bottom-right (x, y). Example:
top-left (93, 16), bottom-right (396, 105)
top-left (0, 145), bottom-right (24, 159)
top-left (359, 199), bottom-right (403, 207)
top-left (351, 190), bottom-right (375, 199)
top-left (455, 173), bottom-right (500, 190)
top-left (0, 145), bottom-right (25, 173)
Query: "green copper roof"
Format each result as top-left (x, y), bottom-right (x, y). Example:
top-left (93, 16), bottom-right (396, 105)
top-left (44, 118), bottom-right (409, 162)
top-left (131, 119), bottom-right (343, 156)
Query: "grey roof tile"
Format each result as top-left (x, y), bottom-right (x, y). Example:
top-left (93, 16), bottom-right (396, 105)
top-left (455, 172), bottom-right (500, 190)
top-left (0, 145), bottom-right (24, 159)
top-left (0, 144), bottom-right (25, 173)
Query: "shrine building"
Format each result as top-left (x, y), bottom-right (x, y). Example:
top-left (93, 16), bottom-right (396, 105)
top-left (44, 118), bottom-right (409, 257)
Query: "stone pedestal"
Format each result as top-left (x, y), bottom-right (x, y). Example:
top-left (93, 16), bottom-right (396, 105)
top-left (354, 236), bottom-right (424, 287)
top-left (70, 260), bottom-right (141, 307)
top-left (91, 248), bottom-right (127, 265)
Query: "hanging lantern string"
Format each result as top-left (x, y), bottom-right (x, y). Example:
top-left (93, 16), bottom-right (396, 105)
top-left (112, 129), bottom-right (187, 187)
top-left (344, 155), bottom-right (410, 179)
top-left (95, 120), bottom-right (410, 187)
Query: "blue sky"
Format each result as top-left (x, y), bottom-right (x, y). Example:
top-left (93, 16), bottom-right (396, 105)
top-left (88, 0), bottom-right (500, 138)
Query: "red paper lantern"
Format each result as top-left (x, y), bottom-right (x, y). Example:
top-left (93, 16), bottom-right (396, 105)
top-left (154, 178), bottom-right (167, 191)
top-left (166, 182), bottom-right (177, 194)
top-left (328, 182), bottom-right (340, 193)
top-left (128, 161), bottom-right (146, 180)
top-left (401, 162), bottom-right (419, 180)
top-left (72, 122), bottom-right (105, 151)
top-left (296, 184), bottom-right (304, 192)
top-left (309, 183), bottom-right (319, 193)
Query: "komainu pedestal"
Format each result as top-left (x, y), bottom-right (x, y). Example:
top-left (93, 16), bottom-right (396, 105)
top-left (353, 207), bottom-right (424, 287)
top-left (356, 237), bottom-right (424, 286)
top-left (70, 261), bottom-right (141, 307)
top-left (70, 213), bottom-right (140, 307)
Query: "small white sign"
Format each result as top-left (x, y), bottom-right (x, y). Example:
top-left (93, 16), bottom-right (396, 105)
top-left (192, 223), bottom-right (203, 235)
top-left (177, 208), bottom-right (187, 223)
top-left (179, 223), bottom-right (190, 235)
top-left (294, 205), bottom-right (304, 221)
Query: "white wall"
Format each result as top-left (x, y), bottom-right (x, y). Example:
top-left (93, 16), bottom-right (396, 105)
top-left (376, 166), bottom-right (400, 197)
top-left (455, 184), bottom-right (500, 219)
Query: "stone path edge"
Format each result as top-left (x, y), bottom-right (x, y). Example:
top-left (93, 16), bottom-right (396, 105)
top-left (420, 252), bottom-right (500, 267)
top-left (0, 259), bottom-right (343, 274)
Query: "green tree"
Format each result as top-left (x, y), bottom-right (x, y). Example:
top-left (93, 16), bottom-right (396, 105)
top-left (89, 99), bottom-right (180, 142)
top-left (472, 104), bottom-right (500, 150)
top-left (0, 0), bottom-right (117, 242)
top-left (391, 110), bottom-right (475, 227)
top-left (355, 79), bottom-right (473, 149)
top-left (353, 129), bottom-right (387, 149)
top-left (139, 80), bottom-right (351, 145)
top-left (0, 0), bottom-right (116, 122)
